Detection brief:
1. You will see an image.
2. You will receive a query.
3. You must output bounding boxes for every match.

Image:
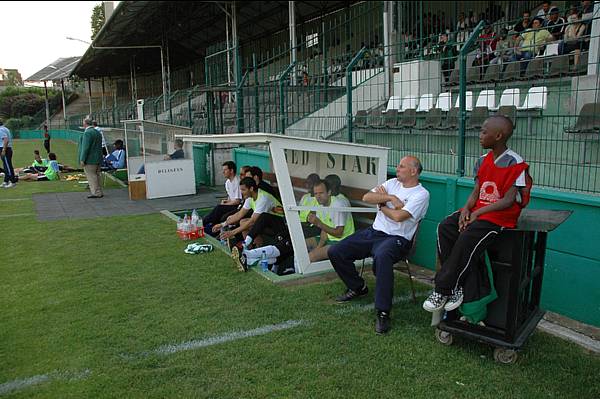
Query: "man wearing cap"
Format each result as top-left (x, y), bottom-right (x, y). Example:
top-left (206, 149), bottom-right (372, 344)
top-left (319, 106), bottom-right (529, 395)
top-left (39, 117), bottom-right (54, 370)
top-left (104, 139), bottom-right (126, 169)
top-left (0, 119), bottom-right (17, 188)
top-left (79, 117), bottom-right (104, 198)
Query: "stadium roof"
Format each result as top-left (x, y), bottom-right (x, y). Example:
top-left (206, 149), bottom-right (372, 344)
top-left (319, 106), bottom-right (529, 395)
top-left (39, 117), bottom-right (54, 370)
top-left (26, 57), bottom-right (81, 81)
top-left (71, 1), bottom-right (357, 79)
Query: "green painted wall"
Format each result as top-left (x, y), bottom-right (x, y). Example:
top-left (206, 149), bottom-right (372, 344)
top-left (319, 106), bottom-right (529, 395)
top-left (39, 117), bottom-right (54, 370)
top-left (233, 148), bottom-right (600, 327)
top-left (17, 129), bottom-right (82, 141)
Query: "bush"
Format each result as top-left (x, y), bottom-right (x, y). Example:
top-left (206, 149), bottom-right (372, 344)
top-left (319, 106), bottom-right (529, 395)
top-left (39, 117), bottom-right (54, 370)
top-left (4, 118), bottom-right (23, 132)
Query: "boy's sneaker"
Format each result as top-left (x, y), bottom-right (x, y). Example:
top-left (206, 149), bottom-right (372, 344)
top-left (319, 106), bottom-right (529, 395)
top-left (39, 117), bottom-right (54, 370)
top-left (335, 285), bottom-right (368, 303)
top-left (444, 287), bottom-right (464, 311)
top-left (422, 291), bottom-right (448, 312)
top-left (4, 182), bottom-right (15, 188)
top-left (375, 310), bottom-right (391, 334)
top-left (231, 247), bottom-right (248, 272)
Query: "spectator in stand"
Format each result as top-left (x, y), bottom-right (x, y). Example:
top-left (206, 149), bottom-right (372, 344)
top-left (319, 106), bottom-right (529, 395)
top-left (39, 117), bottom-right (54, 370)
top-left (581, 0), bottom-right (594, 35)
top-left (559, 12), bottom-right (589, 67)
top-left (511, 17), bottom-right (554, 71)
top-left (456, 12), bottom-right (471, 50)
top-left (545, 7), bottom-right (566, 40)
top-left (489, 29), bottom-right (512, 65)
top-left (435, 33), bottom-right (458, 81)
top-left (537, 1), bottom-right (552, 20)
top-left (472, 22), bottom-right (497, 68)
top-left (514, 11), bottom-right (532, 33)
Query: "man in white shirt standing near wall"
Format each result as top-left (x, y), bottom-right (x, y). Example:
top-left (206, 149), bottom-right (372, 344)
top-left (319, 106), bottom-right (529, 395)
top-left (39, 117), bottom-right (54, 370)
top-left (328, 156), bottom-right (430, 335)
top-left (204, 161), bottom-right (242, 235)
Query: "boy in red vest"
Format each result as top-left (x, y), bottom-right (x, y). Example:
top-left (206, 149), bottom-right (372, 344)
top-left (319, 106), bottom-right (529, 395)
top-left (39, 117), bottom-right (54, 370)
top-left (423, 115), bottom-right (530, 312)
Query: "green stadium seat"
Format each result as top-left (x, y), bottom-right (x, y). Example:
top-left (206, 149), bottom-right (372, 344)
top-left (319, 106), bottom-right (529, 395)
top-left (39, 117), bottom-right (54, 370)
top-left (354, 110), bottom-right (368, 128)
top-left (548, 55), bottom-right (570, 77)
top-left (564, 103), bottom-right (600, 133)
top-left (466, 106), bottom-right (489, 130)
top-left (441, 107), bottom-right (459, 130)
top-left (418, 108), bottom-right (442, 129)
top-left (384, 110), bottom-right (399, 128)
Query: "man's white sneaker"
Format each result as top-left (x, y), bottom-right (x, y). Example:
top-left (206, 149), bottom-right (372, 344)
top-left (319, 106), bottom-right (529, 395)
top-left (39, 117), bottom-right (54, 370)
top-left (4, 182), bottom-right (15, 188)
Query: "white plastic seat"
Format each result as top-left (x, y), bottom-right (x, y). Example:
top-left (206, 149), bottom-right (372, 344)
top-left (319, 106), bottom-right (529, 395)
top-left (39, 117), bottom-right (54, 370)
top-left (400, 95), bottom-right (418, 112)
top-left (491, 88), bottom-right (520, 111)
top-left (476, 89), bottom-right (497, 110)
top-left (416, 93), bottom-right (435, 112)
top-left (536, 42), bottom-right (559, 58)
top-left (386, 96), bottom-right (402, 112)
top-left (453, 91), bottom-right (473, 111)
top-left (436, 92), bottom-right (452, 112)
top-left (517, 86), bottom-right (548, 110)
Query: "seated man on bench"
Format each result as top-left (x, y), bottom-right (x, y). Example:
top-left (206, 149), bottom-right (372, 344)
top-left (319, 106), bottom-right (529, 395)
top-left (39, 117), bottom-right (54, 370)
top-left (305, 179), bottom-right (355, 262)
top-left (219, 177), bottom-right (286, 249)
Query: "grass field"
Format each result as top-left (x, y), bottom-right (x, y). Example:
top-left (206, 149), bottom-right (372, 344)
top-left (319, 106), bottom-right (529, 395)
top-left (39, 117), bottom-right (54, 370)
top-left (1, 141), bottom-right (599, 398)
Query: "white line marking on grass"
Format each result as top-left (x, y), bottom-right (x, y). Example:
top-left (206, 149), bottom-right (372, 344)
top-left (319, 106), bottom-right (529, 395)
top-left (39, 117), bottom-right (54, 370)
top-left (0, 369), bottom-right (91, 396)
top-left (145, 320), bottom-right (307, 357)
top-left (334, 291), bottom-right (431, 315)
top-left (0, 213), bottom-right (35, 218)
top-left (0, 198), bottom-right (29, 202)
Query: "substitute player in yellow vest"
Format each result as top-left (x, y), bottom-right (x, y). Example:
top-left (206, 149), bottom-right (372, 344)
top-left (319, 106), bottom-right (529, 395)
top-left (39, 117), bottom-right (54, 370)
top-left (305, 179), bottom-right (354, 262)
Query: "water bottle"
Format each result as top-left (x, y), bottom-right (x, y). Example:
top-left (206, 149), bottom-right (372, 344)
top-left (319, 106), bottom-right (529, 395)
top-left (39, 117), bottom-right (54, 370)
top-left (260, 250), bottom-right (269, 272)
top-left (182, 214), bottom-right (190, 240)
top-left (176, 217), bottom-right (183, 239)
top-left (191, 209), bottom-right (199, 228)
top-left (220, 225), bottom-right (228, 246)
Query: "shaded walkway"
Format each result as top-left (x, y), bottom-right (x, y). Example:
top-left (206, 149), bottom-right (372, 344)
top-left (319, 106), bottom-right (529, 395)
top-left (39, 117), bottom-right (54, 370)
top-left (33, 187), bottom-right (223, 221)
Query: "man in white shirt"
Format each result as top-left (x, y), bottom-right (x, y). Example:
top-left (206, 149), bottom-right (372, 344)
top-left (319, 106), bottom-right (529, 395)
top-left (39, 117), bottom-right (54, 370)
top-left (328, 156), bottom-right (430, 334)
top-left (204, 161), bottom-right (242, 235)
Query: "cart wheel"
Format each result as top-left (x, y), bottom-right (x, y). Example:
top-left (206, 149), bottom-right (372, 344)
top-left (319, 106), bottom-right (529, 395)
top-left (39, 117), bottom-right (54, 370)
top-left (493, 348), bottom-right (518, 364)
top-left (435, 328), bottom-right (453, 345)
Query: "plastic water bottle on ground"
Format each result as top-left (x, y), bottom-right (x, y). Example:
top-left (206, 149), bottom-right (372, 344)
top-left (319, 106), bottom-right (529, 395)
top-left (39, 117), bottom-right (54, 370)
top-left (182, 214), bottom-right (190, 240)
top-left (260, 250), bottom-right (269, 272)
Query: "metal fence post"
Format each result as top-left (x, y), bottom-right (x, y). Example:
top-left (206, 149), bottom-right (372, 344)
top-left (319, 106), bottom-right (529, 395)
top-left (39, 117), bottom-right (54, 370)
top-left (253, 54), bottom-right (260, 132)
top-left (346, 47), bottom-right (367, 143)
top-left (187, 89), bottom-right (193, 128)
top-left (235, 45), bottom-right (245, 133)
top-left (458, 21), bottom-right (484, 177)
top-left (279, 61), bottom-right (297, 135)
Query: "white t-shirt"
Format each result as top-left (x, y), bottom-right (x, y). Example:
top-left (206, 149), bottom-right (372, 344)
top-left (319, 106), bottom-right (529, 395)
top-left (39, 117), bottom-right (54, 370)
top-left (225, 175), bottom-right (241, 201)
top-left (371, 179), bottom-right (430, 240)
top-left (317, 196), bottom-right (347, 228)
top-left (242, 190), bottom-right (276, 215)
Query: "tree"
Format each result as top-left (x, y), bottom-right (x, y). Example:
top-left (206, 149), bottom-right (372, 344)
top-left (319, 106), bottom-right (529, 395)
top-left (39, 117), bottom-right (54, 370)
top-left (91, 3), bottom-right (105, 40)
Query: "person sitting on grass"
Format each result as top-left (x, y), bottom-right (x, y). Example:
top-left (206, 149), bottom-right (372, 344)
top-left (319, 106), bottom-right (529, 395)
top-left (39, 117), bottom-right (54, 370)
top-left (422, 116), bottom-right (531, 323)
top-left (20, 152), bottom-right (61, 182)
top-left (16, 150), bottom-right (48, 174)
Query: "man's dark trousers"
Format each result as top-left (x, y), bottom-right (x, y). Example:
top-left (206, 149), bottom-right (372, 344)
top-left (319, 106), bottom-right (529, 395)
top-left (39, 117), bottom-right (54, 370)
top-left (1, 147), bottom-right (17, 184)
top-left (434, 212), bottom-right (502, 295)
top-left (203, 204), bottom-right (239, 226)
top-left (328, 226), bottom-right (410, 312)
